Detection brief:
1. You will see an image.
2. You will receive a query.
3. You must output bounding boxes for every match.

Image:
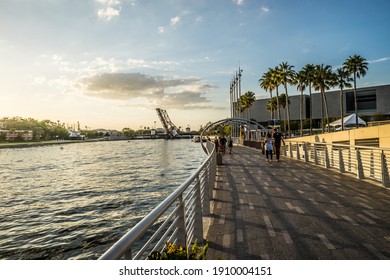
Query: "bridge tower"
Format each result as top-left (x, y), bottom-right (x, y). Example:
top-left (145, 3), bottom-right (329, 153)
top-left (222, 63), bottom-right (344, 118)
top-left (156, 108), bottom-right (180, 138)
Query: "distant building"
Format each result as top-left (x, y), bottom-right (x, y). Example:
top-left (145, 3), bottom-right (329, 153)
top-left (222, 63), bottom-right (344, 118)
top-left (0, 130), bottom-right (33, 141)
top-left (155, 128), bottom-right (166, 134)
top-left (248, 84), bottom-right (390, 126)
top-left (68, 130), bottom-right (85, 140)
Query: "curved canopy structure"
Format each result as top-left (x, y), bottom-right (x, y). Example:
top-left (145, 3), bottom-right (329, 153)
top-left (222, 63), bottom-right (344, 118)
top-left (200, 118), bottom-right (267, 153)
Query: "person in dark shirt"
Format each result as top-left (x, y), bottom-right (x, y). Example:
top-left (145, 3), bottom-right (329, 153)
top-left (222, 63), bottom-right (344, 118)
top-left (219, 135), bottom-right (227, 154)
top-left (272, 128), bottom-right (285, 161)
top-left (227, 136), bottom-right (233, 154)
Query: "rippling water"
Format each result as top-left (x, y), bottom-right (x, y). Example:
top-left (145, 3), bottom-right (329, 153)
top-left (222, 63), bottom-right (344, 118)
top-left (0, 139), bottom-right (206, 260)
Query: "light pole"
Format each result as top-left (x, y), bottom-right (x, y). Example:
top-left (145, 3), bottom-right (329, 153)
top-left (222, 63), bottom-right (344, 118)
top-left (230, 67), bottom-right (243, 138)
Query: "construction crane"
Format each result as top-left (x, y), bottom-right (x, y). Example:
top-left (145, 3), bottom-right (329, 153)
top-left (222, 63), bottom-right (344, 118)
top-left (156, 108), bottom-right (180, 138)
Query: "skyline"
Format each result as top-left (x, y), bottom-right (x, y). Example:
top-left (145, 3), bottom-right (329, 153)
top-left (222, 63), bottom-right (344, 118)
top-left (1, 0), bottom-right (390, 130)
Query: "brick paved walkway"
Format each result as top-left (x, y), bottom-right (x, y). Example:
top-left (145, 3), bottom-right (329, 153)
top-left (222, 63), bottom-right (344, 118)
top-left (205, 146), bottom-right (390, 260)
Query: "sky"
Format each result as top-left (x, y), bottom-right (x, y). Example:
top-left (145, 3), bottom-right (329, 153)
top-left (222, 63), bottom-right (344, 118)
top-left (1, 0), bottom-right (390, 131)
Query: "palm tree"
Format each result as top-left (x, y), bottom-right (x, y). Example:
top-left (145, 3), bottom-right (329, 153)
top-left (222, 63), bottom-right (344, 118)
top-left (295, 70), bottom-right (307, 136)
top-left (270, 67), bottom-right (282, 121)
top-left (334, 68), bottom-right (352, 131)
top-left (279, 93), bottom-right (290, 132)
top-left (239, 91), bottom-right (256, 120)
top-left (279, 62), bottom-right (295, 137)
top-left (342, 54), bottom-right (369, 128)
top-left (313, 64), bottom-right (335, 133)
top-left (266, 97), bottom-right (278, 119)
top-left (302, 64), bottom-right (315, 134)
top-left (259, 70), bottom-right (275, 119)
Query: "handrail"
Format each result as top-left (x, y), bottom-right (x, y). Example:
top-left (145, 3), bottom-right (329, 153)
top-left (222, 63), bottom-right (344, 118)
top-left (99, 141), bottom-right (216, 260)
top-left (282, 140), bottom-right (390, 188)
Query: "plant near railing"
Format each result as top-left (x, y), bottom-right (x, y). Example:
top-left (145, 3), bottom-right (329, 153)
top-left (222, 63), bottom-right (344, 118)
top-left (148, 240), bottom-right (208, 260)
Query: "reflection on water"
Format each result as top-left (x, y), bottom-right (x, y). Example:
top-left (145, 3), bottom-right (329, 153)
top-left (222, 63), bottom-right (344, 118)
top-left (0, 139), bottom-right (206, 259)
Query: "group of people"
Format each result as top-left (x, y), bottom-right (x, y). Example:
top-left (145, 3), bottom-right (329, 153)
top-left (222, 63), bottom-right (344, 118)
top-left (212, 128), bottom-right (284, 161)
top-left (264, 128), bottom-right (285, 162)
top-left (215, 135), bottom-right (233, 154)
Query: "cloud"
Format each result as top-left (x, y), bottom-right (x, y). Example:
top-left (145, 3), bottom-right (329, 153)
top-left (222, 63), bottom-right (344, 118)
top-left (368, 57), bottom-right (390, 64)
top-left (96, 0), bottom-right (122, 20)
top-left (78, 73), bottom-right (219, 110)
top-left (233, 0), bottom-right (245, 6)
top-left (170, 16), bottom-right (181, 26)
top-left (97, 7), bottom-right (120, 20)
top-left (261, 7), bottom-right (270, 13)
top-left (158, 26), bottom-right (165, 34)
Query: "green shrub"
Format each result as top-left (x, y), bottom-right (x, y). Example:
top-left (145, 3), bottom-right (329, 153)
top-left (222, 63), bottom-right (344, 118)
top-left (148, 240), bottom-right (208, 260)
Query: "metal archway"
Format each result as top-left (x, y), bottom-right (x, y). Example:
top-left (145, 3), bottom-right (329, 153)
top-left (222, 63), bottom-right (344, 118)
top-left (200, 118), bottom-right (267, 154)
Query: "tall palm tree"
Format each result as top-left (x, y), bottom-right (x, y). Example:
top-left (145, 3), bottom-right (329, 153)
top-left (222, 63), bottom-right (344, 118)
top-left (266, 97), bottom-right (278, 119)
top-left (239, 91), bottom-right (256, 120)
top-left (279, 93), bottom-right (290, 132)
top-left (259, 70), bottom-right (275, 119)
top-left (313, 64), bottom-right (335, 133)
top-left (342, 54), bottom-right (369, 128)
top-left (335, 68), bottom-right (352, 131)
top-left (302, 64), bottom-right (315, 134)
top-left (295, 70), bottom-right (307, 136)
top-left (270, 67), bottom-right (282, 121)
top-left (279, 62), bottom-right (295, 137)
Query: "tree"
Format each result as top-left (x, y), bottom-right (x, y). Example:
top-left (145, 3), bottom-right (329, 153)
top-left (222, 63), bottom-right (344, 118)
top-left (313, 64), bottom-right (336, 133)
top-left (259, 70), bottom-right (275, 119)
top-left (302, 64), bottom-right (315, 134)
top-left (122, 127), bottom-right (136, 138)
top-left (279, 93), bottom-right (290, 132)
top-left (266, 97), bottom-right (278, 120)
top-left (334, 68), bottom-right (352, 131)
top-left (239, 91), bottom-right (256, 120)
top-left (343, 54), bottom-right (369, 128)
top-left (270, 67), bottom-right (282, 121)
top-left (278, 62), bottom-right (295, 137)
top-left (295, 70), bottom-right (307, 136)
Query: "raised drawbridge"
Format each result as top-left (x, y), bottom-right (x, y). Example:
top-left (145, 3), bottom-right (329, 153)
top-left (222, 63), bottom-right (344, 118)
top-left (156, 108), bottom-right (180, 138)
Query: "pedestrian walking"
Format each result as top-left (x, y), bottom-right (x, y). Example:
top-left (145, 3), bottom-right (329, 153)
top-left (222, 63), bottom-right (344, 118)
top-left (272, 128), bottom-right (285, 161)
top-left (227, 136), bottom-right (233, 154)
top-left (264, 133), bottom-right (273, 162)
top-left (219, 135), bottom-right (227, 154)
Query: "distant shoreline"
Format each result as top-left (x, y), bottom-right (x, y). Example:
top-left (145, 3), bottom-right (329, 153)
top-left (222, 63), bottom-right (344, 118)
top-left (0, 139), bottom-right (106, 150)
top-left (0, 136), bottom-right (197, 149)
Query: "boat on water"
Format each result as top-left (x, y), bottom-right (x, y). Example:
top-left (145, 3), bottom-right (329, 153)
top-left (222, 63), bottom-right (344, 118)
top-left (192, 135), bottom-right (206, 142)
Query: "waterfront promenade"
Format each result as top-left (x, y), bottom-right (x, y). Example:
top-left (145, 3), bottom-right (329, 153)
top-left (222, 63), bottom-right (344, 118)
top-left (206, 146), bottom-right (390, 259)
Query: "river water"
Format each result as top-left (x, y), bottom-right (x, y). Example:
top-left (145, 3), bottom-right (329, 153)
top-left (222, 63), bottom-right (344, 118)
top-left (0, 139), bottom-right (207, 260)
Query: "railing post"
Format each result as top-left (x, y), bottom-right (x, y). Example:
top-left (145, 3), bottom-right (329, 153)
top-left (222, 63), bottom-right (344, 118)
top-left (282, 143), bottom-right (287, 156)
top-left (202, 162), bottom-right (211, 217)
top-left (314, 144), bottom-right (318, 165)
top-left (304, 142), bottom-right (308, 163)
top-left (193, 175), bottom-right (204, 243)
top-left (381, 150), bottom-right (389, 188)
top-left (370, 151), bottom-right (375, 178)
top-left (296, 143), bottom-right (300, 160)
top-left (176, 194), bottom-right (187, 248)
top-left (124, 249), bottom-right (132, 260)
top-left (356, 148), bottom-right (364, 179)
top-left (324, 145), bottom-right (330, 168)
top-left (289, 142), bottom-right (293, 158)
top-left (339, 147), bottom-right (345, 173)
top-left (209, 149), bottom-right (216, 201)
top-left (330, 145), bottom-right (334, 167)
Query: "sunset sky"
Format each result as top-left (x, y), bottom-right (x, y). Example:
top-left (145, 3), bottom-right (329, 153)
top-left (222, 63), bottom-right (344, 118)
top-left (1, 0), bottom-right (389, 130)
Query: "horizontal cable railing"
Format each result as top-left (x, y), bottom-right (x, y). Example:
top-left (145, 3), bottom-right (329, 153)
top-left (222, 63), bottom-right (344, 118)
top-left (282, 141), bottom-right (390, 188)
top-left (99, 141), bottom-right (216, 260)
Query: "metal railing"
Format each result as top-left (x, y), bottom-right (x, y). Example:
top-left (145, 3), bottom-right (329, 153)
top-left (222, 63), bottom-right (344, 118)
top-left (99, 140), bottom-right (216, 260)
top-left (282, 141), bottom-right (390, 188)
